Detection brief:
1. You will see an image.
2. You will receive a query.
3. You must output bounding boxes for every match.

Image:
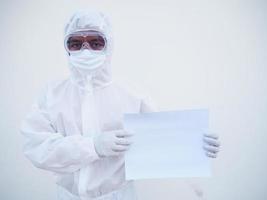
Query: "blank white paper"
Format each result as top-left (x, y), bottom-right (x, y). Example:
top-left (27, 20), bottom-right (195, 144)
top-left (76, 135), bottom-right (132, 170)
top-left (123, 109), bottom-right (211, 180)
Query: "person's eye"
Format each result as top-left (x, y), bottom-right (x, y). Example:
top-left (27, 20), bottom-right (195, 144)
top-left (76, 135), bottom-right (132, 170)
top-left (91, 41), bottom-right (103, 48)
top-left (92, 43), bottom-right (99, 47)
top-left (70, 43), bottom-right (81, 48)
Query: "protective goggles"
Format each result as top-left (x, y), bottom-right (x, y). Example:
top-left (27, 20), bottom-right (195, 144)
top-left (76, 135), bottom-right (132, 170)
top-left (64, 30), bottom-right (107, 52)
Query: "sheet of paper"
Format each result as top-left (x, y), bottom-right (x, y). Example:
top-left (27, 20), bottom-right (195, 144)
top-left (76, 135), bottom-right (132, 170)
top-left (123, 109), bottom-right (211, 180)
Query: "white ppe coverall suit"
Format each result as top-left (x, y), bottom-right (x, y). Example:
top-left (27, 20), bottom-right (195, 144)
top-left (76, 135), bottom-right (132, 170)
top-left (20, 10), bottom-right (155, 200)
top-left (21, 10), bottom-right (206, 200)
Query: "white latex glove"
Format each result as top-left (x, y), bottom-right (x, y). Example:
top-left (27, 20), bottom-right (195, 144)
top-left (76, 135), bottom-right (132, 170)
top-left (203, 132), bottom-right (220, 158)
top-left (93, 129), bottom-right (133, 157)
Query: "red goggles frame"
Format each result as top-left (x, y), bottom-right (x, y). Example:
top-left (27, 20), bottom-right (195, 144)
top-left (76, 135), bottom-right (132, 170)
top-left (65, 31), bottom-right (107, 52)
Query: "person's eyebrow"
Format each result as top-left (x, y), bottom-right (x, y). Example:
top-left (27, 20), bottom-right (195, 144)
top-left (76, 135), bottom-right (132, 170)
top-left (69, 39), bottom-right (81, 42)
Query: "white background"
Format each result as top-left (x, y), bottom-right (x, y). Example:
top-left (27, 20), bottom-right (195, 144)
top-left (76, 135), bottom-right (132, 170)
top-left (0, 0), bottom-right (266, 199)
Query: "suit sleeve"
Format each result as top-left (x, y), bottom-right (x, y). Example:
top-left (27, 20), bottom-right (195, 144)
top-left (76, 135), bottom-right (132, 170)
top-left (20, 84), bottom-right (100, 174)
top-left (140, 95), bottom-right (159, 113)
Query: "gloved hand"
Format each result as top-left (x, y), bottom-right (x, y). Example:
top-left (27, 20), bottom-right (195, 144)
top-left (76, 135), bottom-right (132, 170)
top-left (203, 132), bottom-right (220, 158)
top-left (93, 129), bottom-right (133, 157)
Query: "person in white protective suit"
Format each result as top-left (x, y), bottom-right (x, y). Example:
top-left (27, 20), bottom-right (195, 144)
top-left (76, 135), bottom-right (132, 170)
top-left (21, 10), bottom-right (220, 200)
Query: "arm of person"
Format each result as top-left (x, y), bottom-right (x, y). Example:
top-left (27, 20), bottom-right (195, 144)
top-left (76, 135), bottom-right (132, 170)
top-left (140, 95), bottom-right (158, 113)
top-left (20, 84), bottom-right (100, 174)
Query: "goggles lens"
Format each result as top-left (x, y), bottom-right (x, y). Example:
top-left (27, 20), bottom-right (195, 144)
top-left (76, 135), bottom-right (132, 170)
top-left (66, 31), bottom-right (106, 51)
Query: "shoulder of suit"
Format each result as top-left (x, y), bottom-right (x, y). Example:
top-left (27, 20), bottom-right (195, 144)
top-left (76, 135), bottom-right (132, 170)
top-left (44, 78), bottom-right (69, 92)
top-left (112, 80), bottom-right (149, 101)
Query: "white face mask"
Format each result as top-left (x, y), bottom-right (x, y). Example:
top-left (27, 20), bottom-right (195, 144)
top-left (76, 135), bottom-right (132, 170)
top-left (68, 50), bottom-right (106, 71)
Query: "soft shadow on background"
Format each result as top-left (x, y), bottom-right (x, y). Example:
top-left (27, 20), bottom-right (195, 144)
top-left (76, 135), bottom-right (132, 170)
top-left (0, 0), bottom-right (266, 199)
